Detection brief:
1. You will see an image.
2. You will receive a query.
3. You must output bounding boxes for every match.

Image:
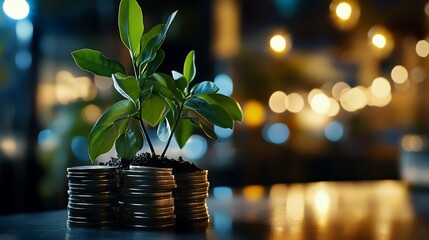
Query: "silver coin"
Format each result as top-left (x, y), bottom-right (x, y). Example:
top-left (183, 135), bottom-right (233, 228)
top-left (67, 165), bottom-right (116, 173)
top-left (68, 202), bottom-right (117, 209)
top-left (121, 189), bottom-right (173, 196)
top-left (175, 201), bottom-right (207, 208)
top-left (122, 205), bottom-right (175, 213)
top-left (122, 179), bottom-right (176, 186)
top-left (67, 190), bottom-right (117, 196)
top-left (67, 219), bottom-right (116, 227)
top-left (68, 178), bottom-right (116, 185)
top-left (125, 168), bottom-right (172, 175)
top-left (175, 207), bottom-right (208, 216)
top-left (173, 192), bottom-right (208, 200)
top-left (121, 222), bottom-right (175, 230)
top-left (121, 183), bottom-right (176, 190)
top-left (176, 214), bottom-right (209, 222)
top-left (173, 187), bottom-right (209, 194)
top-left (122, 197), bottom-right (174, 206)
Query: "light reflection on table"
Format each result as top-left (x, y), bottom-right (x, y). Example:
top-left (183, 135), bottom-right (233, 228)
top-left (0, 180), bottom-right (428, 239)
top-left (209, 180), bottom-right (428, 240)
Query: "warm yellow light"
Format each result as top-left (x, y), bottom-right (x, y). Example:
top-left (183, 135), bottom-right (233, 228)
top-left (55, 70), bottom-right (97, 104)
top-left (415, 40), bottom-right (429, 58)
top-left (370, 77), bottom-right (391, 98)
top-left (368, 26), bottom-right (393, 57)
top-left (0, 136), bottom-right (18, 158)
top-left (372, 34), bottom-right (387, 49)
top-left (270, 34), bottom-right (287, 53)
top-left (81, 104), bottom-right (102, 124)
top-left (310, 93), bottom-right (330, 114)
top-left (336, 2), bottom-right (352, 20)
top-left (269, 91), bottom-right (288, 113)
top-left (243, 100), bottom-right (266, 127)
top-left (296, 108), bottom-right (329, 130)
top-left (243, 185), bottom-right (265, 202)
top-left (287, 93), bottom-right (304, 113)
top-left (401, 135), bottom-right (424, 152)
top-left (332, 82), bottom-right (351, 101)
top-left (391, 65), bottom-right (408, 84)
top-left (330, 0), bottom-right (360, 30)
top-left (340, 86), bottom-right (367, 112)
top-left (326, 98), bottom-right (340, 116)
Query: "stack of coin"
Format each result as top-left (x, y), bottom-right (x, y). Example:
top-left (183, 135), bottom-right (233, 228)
top-left (119, 165), bottom-right (177, 230)
top-left (174, 170), bottom-right (210, 226)
top-left (66, 165), bottom-right (118, 228)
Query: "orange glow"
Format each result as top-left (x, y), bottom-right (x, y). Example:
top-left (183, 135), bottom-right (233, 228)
top-left (243, 185), bottom-right (265, 202)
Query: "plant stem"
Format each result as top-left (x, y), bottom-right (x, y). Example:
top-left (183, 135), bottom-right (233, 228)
top-left (160, 102), bottom-right (184, 158)
top-left (138, 116), bottom-right (156, 156)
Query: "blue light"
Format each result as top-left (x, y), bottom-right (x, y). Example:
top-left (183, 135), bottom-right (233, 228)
top-left (15, 50), bottom-right (32, 70)
top-left (214, 74), bottom-right (233, 96)
top-left (38, 129), bottom-right (53, 145)
top-left (71, 136), bottom-right (89, 161)
top-left (182, 135), bottom-right (207, 160)
top-left (263, 123), bottom-right (290, 144)
top-left (213, 186), bottom-right (233, 200)
top-left (324, 121), bottom-right (344, 142)
top-left (16, 19), bottom-right (33, 43)
top-left (214, 126), bottom-right (233, 139)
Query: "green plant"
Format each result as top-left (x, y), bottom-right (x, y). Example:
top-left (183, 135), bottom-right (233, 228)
top-left (71, 0), bottom-right (242, 163)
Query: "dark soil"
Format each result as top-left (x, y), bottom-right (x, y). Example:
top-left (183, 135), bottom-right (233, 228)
top-left (101, 152), bottom-right (202, 173)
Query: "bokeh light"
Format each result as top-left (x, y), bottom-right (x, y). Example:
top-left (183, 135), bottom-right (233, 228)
top-left (401, 135), bottom-right (424, 152)
top-left (410, 66), bottom-right (426, 83)
top-left (326, 98), bottom-right (340, 116)
top-left (242, 185), bottom-right (265, 202)
top-left (81, 104), bottom-right (102, 124)
top-left (415, 40), bottom-right (429, 58)
top-left (269, 91), bottom-right (288, 113)
top-left (310, 93), bottom-right (330, 114)
top-left (243, 100), bottom-right (265, 127)
top-left (3, 0), bottom-right (30, 20)
top-left (287, 92), bottom-right (304, 113)
top-left (214, 126), bottom-right (233, 139)
top-left (213, 186), bottom-right (233, 200)
top-left (340, 86), bottom-right (367, 112)
top-left (71, 136), bottom-right (89, 161)
top-left (214, 74), bottom-right (234, 96)
top-left (263, 123), bottom-right (290, 144)
top-left (368, 26), bottom-right (394, 57)
top-left (324, 121), bottom-right (344, 142)
top-left (16, 19), bottom-right (33, 43)
top-left (391, 65), bottom-right (408, 84)
top-left (15, 50), bottom-right (32, 70)
top-left (332, 82), bottom-right (351, 101)
top-left (270, 34), bottom-right (287, 53)
top-left (330, 0), bottom-right (360, 30)
top-left (182, 135), bottom-right (208, 160)
top-left (370, 77), bottom-right (391, 98)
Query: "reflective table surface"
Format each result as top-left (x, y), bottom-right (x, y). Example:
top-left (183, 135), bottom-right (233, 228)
top-left (1, 180), bottom-right (428, 239)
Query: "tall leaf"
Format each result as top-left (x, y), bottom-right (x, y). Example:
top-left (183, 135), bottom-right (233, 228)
top-left (141, 95), bottom-right (165, 126)
top-left (119, 0), bottom-right (144, 56)
top-left (88, 118), bottom-right (129, 162)
top-left (145, 49), bottom-right (165, 78)
top-left (112, 73), bottom-right (140, 104)
top-left (195, 93), bottom-right (243, 122)
top-left (71, 49), bottom-right (126, 77)
top-left (185, 97), bottom-right (233, 129)
top-left (174, 119), bottom-right (193, 148)
top-left (183, 50), bottom-right (196, 83)
top-left (191, 81), bottom-right (219, 95)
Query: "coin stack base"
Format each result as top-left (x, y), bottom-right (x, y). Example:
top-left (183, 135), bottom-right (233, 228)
top-left (67, 165), bottom-right (118, 229)
top-left (174, 170), bottom-right (210, 228)
top-left (120, 166), bottom-right (176, 230)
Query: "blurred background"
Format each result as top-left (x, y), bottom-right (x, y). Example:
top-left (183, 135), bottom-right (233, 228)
top-left (1, 0), bottom-right (429, 214)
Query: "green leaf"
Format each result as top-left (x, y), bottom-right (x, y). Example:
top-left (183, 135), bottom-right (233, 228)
top-left (200, 123), bottom-right (219, 141)
top-left (157, 117), bottom-right (171, 142)
top-left (174, 119), bottom-right (194, 148)
top-left (112, 73), bottom-right (140, 104)
top-left (141, 95), bottom-right (165, 126)
top-left (141, 86), bottom-right (153, 102)
top-left (183, 50), bottom-right (196, 83)
top-left (93, 100), bottom-right (134, 129)
top-left (191, 81), bottom-right (219, 95)
top-left (88, 118), bottom-right (129, 162)
top-left (145, 49), bottom-right (165, 78)
top-left (71, 49), bottom-right (126, 77)
top-left (152, 73), bottom-right (183, 100)
top-left (185, 97), bottom-right (233, 129)
top-left (195, 93), bottom-right (243, 122)
top-left (118, 0), bottom-right (143, 56)
top-left (116, 127), bottom-right (143, 160)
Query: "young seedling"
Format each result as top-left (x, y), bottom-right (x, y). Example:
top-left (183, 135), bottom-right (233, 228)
top-left (72, 0), bottom-right (242, 164)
